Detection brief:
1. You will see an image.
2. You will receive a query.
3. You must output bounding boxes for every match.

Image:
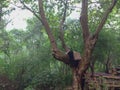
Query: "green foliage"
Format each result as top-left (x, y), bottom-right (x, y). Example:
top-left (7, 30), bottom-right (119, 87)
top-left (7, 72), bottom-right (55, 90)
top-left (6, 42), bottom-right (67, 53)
top-left (0, 0), bottom-right (10, 7)
top-left (65, 19), bottom-right (84, 52)
top-left (32, 70), bottom-right (64, 89)
top-left (93, 29), bottom-right (120, 71)
top-left (0, 0), bottom-right (14, 19)
top-left (0, 15), bottom-right (73, 89)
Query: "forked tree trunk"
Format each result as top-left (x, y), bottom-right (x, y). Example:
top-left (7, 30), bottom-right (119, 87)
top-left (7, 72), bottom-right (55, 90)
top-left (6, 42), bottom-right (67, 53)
top-left (37, 0), bottom-right (117, 90)
top-left (71, 36), bottom-right (96, 90)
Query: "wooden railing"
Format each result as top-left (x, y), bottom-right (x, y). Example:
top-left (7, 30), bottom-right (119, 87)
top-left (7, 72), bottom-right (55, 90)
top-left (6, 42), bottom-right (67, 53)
top-left (85, 67), bottom-right (120, 90)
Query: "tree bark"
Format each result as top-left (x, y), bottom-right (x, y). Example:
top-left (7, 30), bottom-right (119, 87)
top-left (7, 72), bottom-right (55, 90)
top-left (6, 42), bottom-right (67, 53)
top-left (59, 1), bottom-right (69, 51)
top-left (93, 0), bottom-right (118, 38)
top-left (72, 68), bottom-right (80, 90)
top-left (38, 0), bottom-right (57, 50)
top-left (80, 0), bottom-right (90, 43)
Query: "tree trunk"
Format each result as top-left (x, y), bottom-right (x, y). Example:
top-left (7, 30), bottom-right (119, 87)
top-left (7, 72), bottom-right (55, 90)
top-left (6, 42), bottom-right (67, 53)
top-left (72, 64), bottom-right (88, 90)
top-left (72, 68), bottom-right (80, 90)
top-left (71, 37), bottom-right (96, 90)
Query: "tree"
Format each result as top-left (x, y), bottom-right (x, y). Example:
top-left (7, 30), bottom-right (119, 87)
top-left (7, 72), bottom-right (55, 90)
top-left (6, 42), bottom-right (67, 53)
top-left (17, 0), bottom-right (118, 90)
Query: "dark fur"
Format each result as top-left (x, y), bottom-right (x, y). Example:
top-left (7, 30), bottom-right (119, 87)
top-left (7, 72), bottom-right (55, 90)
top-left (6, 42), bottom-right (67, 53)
top-left (67, 50), bottom-right (79, 67)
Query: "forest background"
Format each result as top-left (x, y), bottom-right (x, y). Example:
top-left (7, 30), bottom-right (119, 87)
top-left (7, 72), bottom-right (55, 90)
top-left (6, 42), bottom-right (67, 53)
top-left (0, 0), bottom-right (120, 90)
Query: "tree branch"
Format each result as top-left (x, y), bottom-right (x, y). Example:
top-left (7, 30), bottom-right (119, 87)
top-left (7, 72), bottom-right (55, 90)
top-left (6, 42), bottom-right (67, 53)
top-left (93, 0), bottom-right (117, 38)
top-left (38, 0), bottom-right (57, 50)
top-left (19, 0), bottom-right (41, 21)
top-left (20, 0), bottom-right (57, 50)
top-left (80, 0), bottom-right (90, 44)
top-left (59, 0), bottom-right (69, 52)
top-left (52, 49), bottom-right (70, 64)
top-left (20, 0), bottom-right (56, 47)
top-left (0, 19), bottom-right (12, 29)
top-left (19, 0), bottom-right (79, 64)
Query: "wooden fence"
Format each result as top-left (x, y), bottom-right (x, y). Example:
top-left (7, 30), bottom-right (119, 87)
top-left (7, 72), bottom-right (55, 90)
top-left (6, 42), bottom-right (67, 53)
top-left (85, 66), bottom-right (120, 90)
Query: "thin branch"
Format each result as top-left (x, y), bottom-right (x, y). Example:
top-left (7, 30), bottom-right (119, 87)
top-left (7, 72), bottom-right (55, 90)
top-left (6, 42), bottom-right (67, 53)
top-left (0, 19), bottom-right (12, 29)
top-left (80, 0), bottom-right (90, 43)
top-left (19, 0), bottom-right (41, 21)
top-left (93, 0), bottom-right (117, 38)
top-left (59, 0), bottom-right (69, 52)
top-left (38, 0), bottom-right (57, 50)
top-left (0, 6), bottom-right (2, 21)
